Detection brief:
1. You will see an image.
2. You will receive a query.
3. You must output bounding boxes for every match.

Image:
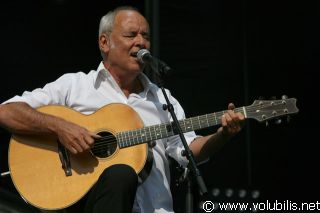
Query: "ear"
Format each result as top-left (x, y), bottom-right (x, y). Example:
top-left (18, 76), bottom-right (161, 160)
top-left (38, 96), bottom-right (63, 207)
top-left (99, 33), bottom-right (110, 54)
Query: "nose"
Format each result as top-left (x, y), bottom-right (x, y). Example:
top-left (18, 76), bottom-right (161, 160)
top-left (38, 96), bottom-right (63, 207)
top-left (135, 34), bottom-right (148, 49)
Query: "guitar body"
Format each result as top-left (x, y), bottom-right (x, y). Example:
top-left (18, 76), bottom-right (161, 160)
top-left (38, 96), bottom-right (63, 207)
top-left (8, 103), bottom-right (150, 210)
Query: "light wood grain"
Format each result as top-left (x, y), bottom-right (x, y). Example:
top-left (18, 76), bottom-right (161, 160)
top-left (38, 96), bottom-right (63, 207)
top-left (8, 103), bottom-right (148, 210)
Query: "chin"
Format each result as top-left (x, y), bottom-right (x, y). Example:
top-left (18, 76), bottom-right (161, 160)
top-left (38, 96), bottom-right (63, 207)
top-left (128, 64), bottom-right (143, 74)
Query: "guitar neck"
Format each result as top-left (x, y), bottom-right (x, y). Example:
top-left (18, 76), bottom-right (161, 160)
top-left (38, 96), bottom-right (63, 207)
top-left (117, 107), bottom-right (246, 148)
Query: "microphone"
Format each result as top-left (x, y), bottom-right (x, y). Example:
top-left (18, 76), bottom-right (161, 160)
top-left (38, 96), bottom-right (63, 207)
top-left (137, 49), bottom-right (153, 64)
top-left (137, 49), bottom-right (172, 75)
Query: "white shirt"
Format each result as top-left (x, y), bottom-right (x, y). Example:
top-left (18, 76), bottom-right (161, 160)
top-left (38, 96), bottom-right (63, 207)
top-left (3, 62), bottom-right (197, 213)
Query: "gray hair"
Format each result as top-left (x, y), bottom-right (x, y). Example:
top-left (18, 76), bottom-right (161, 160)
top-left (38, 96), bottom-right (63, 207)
top-left (98, 6), bottom-right (140, 59)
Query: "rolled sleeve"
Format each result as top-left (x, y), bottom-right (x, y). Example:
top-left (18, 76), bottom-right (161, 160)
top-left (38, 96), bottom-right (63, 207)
top-left (164, 96), bottom-right (198, 167)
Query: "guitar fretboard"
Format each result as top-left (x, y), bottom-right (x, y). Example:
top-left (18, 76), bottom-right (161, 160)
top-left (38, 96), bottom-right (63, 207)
top-left (117, 108), bottom-right (245, 148)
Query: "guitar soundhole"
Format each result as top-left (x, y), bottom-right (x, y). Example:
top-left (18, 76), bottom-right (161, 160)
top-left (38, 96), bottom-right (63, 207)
top-left (91, 131), bottom-right (117, 158)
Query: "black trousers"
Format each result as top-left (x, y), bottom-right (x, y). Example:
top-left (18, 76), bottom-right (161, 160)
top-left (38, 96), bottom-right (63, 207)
top-left (67, 164), bottom-right (138, 213)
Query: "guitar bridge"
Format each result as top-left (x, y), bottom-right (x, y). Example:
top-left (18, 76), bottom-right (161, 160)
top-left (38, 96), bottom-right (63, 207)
top-left (58, 141), bottom-right (72, 176)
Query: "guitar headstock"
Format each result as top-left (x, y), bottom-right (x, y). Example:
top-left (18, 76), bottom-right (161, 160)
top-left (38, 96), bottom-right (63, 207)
top-left (246, 97), bottom-right (299, 123)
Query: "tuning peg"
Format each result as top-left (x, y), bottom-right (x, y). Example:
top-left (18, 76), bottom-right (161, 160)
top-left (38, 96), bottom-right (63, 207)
top-left (281, 95), bottom-right (288, 100)
top-left (265, 120), bottom-right (269, 127)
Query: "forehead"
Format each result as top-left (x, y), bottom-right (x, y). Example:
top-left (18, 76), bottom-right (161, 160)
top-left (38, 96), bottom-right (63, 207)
top-left (113, 10), bottom-right (149, 32)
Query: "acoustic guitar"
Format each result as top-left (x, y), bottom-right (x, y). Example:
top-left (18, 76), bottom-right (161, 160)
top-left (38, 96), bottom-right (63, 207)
top-left (8, 98), bottom-right (299, 210)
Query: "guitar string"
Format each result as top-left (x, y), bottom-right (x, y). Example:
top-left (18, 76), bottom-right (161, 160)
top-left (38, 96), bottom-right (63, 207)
top-left (92, 103), bottom-right (283, 145)
top-left (90, 103), bottom-right (290, 152)
top-left (93, 101), bottom-right (288, 145)
top-left (91, 112), bottom-right (239, 152)
top-left (91, 103), bottom-right (285, 144)
top-left (92, 102), bottom-right (282, 146)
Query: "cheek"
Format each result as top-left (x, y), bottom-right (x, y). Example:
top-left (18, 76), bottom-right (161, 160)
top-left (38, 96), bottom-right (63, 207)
top-left (108, 38), bottom-right (117, 49)
top-left (110, 39), bottom-right (132, 51)
top-left (146, 41), bottom-right (151, 49)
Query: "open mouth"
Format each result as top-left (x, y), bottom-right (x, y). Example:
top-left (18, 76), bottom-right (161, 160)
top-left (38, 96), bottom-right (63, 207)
top-left (130, 52), bottom-right (138, 58)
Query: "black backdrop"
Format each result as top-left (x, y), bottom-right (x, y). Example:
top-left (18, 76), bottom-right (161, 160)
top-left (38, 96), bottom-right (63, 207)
top-left (0, 0), bottom-right (318, 212)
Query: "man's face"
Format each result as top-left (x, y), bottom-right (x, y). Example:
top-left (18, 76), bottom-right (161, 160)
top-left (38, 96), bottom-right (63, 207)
top-left (104, 10), bottom-right (150, 75)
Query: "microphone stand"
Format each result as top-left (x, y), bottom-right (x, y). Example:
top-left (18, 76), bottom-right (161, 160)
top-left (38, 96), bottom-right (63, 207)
top-left (155, 62), bottom-right (208, 213)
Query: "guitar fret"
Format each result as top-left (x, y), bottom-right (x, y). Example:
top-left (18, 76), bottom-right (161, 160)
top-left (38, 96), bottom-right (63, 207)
top-left (181, 120), bottom-right (185, 132)
top-left (167, 124), bottom-right (172, 137)
top-left (126, 131), bottom-right (130, 147)
top-left (120, 132), bottom-right (124, 147)
top-left (143, 128), bottom-right (148, 142)
top-left (122, 132), bottom-right (126, 147)
top-left (117, 132), bottom-right (123, 148)
top-left (155, 125), bottom-right (158, 139)
top-left (133, 130), bottom-right (138, 145)
top-left (190, 118), bottom-right (195, 129)
top-left (141, 129), bottom-right (145, 144)
top-left (116, 132), bottom-right (121, 148)
top-left (160, 124), bottom-right (165, 138)
top-left (197, 116), bottom-right (201, 129)
top-left (138, 129), bottom-right (141, 142)
top-left (163, 124), bottom-right (170, 137)
top-left (190, 118), bottom-right (194, 130)
top-left (124, 132), bottom-right (127, 146)
top-left (206, 114), bottom-right (209, 127)
top-left (213, 112), bottom-right (218, 125)
top-left (152, 125), bottom-right (156, 140)
top-left (122, 132), bottom-right (126, 148)
top-left (125, 131), bottom-right (129, 147)
top-left (194, 117), bottom-right (198, 129)
top-left (199, 115), bottom-right (206, 128)
top-left (186, 119), bottom-right (192, 131)
top-left (202, 115), bottom-right (209, 127)
top-left (158, 124), bottom-right (162, 139)
top-left (147, 126), bottom-right (152, 141)
top-left (132, 131), bottom-right (136, 146)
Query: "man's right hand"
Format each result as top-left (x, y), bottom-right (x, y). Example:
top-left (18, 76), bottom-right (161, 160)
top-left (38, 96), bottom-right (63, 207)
top-left (55, 119), bottom-right (101, 154)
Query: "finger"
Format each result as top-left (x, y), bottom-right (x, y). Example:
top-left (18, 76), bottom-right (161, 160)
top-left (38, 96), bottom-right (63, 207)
top-left (226, 113), bottom-right (240, 131)
top-left (237, 112), bottom-right (245, 121)
top-left (227, 109), bottom-right (237, 120)
top-left (90, 132), bottom-right (102, 139)
top-left (84, 134), bottom-right (95, 146)
top-left (228, 103), bottom-right (235, 110)
top-left (224, 113), bottom-right (234, 126)
top-left (221, 114), bottom-right (232, 134)
top-left (71, 141), bottom-right (83, 153)
top-left (221, 114), bottom-right (227, 127)
top-left (78, 138), bottom-right (90, 151)
top-left (68, 146), bottom-right (78, 154)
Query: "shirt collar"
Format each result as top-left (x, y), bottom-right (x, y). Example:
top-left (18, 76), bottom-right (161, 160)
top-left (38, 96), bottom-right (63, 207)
top-left (93, 62), bottom-right (107, 83)
top-left (93, 62), bottom-right (159, 96)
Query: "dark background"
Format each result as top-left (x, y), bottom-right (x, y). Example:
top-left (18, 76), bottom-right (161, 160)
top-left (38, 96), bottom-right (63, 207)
top-left (0, 0), bottom-right (317, 212)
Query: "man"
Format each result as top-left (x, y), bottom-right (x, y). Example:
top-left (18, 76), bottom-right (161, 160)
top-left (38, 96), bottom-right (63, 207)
top-left (0, 6), bottom-right (244, 213)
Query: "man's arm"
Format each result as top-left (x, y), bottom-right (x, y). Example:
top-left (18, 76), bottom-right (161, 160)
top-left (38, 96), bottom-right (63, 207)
top-left (189, 103), bottom-right (245, 162)
top-left (0, 102), bottom-right (98, 154)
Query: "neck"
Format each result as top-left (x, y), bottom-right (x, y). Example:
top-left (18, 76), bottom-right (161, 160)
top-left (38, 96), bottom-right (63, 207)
top-left (104, 64), bottom-right (143, 97)
top-left (120, 77), bottom-right (143, 97)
